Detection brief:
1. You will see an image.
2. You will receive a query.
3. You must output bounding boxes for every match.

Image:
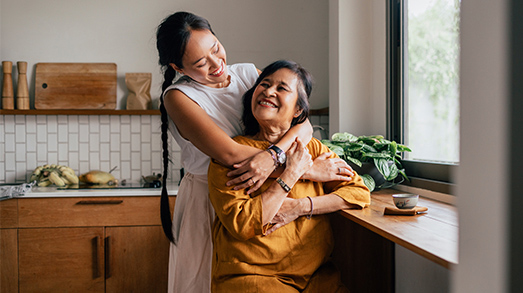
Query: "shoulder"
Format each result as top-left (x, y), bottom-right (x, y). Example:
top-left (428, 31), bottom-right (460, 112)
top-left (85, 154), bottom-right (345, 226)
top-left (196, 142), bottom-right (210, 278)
top-left (232, 135), bottom-right (269, 150)
top-left (229, 63), bottom-right (257, 74)
top-left (232, 135), bottom-right (255, 145)
top-left (306, 137), bottom-right (335, 159)
top-left (228, 63), bottom-right (259, 86)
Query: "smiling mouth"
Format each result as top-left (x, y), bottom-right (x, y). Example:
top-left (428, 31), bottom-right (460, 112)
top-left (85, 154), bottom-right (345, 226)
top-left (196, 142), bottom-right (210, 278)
top-left (210, 62), bottom-right (225, 77)
top-left (259, 100), bottom-right (277, 108)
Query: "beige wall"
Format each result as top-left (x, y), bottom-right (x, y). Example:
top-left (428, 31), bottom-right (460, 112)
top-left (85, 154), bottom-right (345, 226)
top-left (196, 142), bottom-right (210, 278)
top-left (329, 0), bottom-right (387, 137)
top-left (0, 0), bottom-right (329, 109)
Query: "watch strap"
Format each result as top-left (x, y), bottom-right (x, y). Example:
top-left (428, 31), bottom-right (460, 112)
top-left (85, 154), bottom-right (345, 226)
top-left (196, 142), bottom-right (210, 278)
top-left (268, 144), bottom-right (286, 165)
top-left (268, 144), bottom-right (284, 156)
top-left (266, 149), bottom-right (279, 167)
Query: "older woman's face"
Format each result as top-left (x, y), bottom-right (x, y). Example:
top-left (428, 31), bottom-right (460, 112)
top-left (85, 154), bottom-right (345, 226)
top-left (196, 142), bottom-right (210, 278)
top-left (251, 68), bottom-right (302, 129)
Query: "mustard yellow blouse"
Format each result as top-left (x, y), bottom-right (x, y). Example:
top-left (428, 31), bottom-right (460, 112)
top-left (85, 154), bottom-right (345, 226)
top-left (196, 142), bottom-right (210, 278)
top-left (208, 136), bottom-right (371, 292)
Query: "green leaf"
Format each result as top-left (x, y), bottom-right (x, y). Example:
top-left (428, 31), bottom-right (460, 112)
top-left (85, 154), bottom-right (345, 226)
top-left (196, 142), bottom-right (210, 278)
top-left (327, 145), bottom-right (345, 158)
top-left (374, 158), bottom-right (391, 178)
top-left (363, 152), bottom-right (391, 159)
top-left (331, 132), bottom-right (357, 142)
top-left (345, 156), bottom-right (362, 167)
top-left (346, 142), bottom-right (364, 152)
top-left (389, 141), bottom-right (398, 155)
top-left (358, 136), bottom-right (380, 146)
top-left (361, 144), bottom-right (377, 153)
top-left (373, 143), bottom-right (390, 151)
top-left (360, 174), bottom-right (375, 192)
top-left (386, 163), bottom-right (399, 181)
top-left (397, 144), bottom-right (412, 152)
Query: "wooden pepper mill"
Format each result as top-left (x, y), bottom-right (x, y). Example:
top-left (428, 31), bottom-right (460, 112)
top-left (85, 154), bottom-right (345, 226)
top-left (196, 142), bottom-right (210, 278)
top-left (16, 61), bottom-right (30, 110)
top-left (2, 61), bottom-right (14, 109)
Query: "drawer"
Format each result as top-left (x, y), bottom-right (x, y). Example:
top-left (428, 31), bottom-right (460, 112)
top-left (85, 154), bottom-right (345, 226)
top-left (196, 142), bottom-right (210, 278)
top-left (18, 196), bottom-right (175, 228)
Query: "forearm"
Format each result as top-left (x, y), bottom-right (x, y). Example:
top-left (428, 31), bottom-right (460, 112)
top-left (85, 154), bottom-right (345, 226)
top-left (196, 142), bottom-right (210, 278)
top-left (261, 168), bottom-right (302, 224)
top-left (214, 141), bottom-right (264, 167)
top-left (307, 194), bottom-right (358, 216)
top-left (273, 119), bottom-right (312, 152)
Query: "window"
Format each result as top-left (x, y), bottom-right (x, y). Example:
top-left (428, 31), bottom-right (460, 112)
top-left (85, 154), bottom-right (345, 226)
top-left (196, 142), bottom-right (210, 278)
top-left (388, 0), bottom-right (461, 188)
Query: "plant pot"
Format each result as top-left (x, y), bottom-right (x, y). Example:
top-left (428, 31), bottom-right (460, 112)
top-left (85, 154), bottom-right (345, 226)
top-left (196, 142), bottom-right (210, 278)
top-left (348, 162), bottom-right (387, 187)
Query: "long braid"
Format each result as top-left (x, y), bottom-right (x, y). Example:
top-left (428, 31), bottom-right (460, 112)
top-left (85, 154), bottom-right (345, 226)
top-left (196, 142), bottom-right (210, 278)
top-left (160, 66), bottom-right (177, 243)
top-left (156, 11), bottom-right (214, 242)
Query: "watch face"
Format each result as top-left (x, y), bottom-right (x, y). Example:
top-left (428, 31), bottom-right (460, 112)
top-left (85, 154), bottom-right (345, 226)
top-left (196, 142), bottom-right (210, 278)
top-left (278, 153), bottom-right (287, 164)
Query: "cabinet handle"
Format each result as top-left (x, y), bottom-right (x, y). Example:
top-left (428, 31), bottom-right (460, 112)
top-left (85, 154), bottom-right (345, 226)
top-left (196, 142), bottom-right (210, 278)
top-left (105, 236), bottom-right (111, 279)
top-left (92, 236), bottom-right (101, 279)
top-left (75, 200), bottom-right (123, 205)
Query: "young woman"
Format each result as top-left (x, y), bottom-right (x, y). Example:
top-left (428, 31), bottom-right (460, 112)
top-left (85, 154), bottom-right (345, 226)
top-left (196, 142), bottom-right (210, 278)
top-left (156, 12), bottom-right (353, 293)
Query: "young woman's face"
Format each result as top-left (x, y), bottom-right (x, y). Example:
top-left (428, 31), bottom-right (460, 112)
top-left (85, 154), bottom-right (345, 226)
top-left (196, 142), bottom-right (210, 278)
top-left (251, 68), bottom-right (302, 129)
top-left (173, 29), bottom-right (228, 88)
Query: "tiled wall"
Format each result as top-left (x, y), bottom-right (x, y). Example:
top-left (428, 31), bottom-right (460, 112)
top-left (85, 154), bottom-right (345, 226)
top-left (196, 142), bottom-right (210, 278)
top-left (0, 114), bottom-right (328, 184)
top-left (0, 114), bottom-right (181, 184)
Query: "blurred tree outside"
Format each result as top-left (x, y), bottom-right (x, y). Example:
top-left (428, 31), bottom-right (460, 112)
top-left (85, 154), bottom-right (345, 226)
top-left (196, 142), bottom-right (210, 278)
top-left (405, 0), bottom-right (460, 163)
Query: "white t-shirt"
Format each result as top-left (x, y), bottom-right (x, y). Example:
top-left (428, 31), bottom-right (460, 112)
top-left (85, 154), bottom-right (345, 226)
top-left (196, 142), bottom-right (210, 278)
top-left (163, 63), bottom-right (259, 175)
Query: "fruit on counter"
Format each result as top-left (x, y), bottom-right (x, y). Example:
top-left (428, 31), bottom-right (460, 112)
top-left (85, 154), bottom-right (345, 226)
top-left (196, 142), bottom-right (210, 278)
top-left (30, 164), bottom-right (79, 187)
top-left (78, 170), bottom-right (118, 185)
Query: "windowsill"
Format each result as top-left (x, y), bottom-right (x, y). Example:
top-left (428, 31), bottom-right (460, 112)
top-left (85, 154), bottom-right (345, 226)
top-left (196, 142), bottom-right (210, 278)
top-left (394, 183), bottom-right (456, 205)
top-left (337, 188), bottom-right (458, 269)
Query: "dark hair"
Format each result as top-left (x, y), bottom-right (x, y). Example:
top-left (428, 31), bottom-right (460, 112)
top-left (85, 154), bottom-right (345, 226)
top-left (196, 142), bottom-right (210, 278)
top-left (242, 60), bottom-right (313, 136)
top-left (156, 11), bottom-right (214, 243)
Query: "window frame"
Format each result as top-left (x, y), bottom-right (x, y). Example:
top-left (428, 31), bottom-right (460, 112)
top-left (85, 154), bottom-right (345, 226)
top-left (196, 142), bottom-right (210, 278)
top-left (386, 0), bottom-right (457, 192)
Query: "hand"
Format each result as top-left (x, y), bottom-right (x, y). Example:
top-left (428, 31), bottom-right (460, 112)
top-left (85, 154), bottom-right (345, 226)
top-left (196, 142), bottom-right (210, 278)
top-left (265, 197), bottom-right (305, 235)
top-left (226, 150), bottom-right (275, 194)
top-left (284, 138), bottom-right (313, 180)
top-left (302, 152), bottom-right (354, 182)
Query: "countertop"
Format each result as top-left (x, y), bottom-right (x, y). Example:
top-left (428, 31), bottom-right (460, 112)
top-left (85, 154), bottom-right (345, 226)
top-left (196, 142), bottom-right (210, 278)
top-left (2, 182), bottom-right (179, 199)
top-left (337, 189), bottom-right (458, 268)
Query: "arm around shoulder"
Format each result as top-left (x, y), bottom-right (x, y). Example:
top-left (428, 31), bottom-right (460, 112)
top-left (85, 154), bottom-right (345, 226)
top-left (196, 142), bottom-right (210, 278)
top-left (163, 89), bottom-right (259, 166)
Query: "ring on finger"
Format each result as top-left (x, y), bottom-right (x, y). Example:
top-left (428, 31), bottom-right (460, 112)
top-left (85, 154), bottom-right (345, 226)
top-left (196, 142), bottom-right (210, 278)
top-left (250, 178), bottom-right (255, 185)
top-left (338, 167), bottom-right (341, 173)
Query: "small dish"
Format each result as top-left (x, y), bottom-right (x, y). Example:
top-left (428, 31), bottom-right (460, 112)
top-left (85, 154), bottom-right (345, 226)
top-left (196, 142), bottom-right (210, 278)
top-left (392, 194), bottom-right (419, 209)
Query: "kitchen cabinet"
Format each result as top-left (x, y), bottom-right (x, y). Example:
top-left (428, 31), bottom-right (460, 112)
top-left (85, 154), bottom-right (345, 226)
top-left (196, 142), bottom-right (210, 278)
top-left (19, 227), bottom-right (105, 292)
top-left (1, 228), bottom-right (18, 293)
top-left (0, 199), bottom-right (18, 293)
top-left (10, 195), bottom-right (174, 293)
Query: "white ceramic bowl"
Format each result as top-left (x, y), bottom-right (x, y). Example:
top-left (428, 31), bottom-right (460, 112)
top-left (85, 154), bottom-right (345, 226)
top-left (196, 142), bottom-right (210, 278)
top-left (392, 194), bottom-right (419, 209)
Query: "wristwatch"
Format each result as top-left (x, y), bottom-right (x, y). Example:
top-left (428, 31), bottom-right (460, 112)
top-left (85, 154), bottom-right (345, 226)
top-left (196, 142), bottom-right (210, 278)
top-left (268, 145), bottom-right (286, 166)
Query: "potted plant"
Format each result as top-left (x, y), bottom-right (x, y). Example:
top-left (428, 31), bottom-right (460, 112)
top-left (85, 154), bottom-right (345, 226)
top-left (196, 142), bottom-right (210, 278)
top-left (321, 132), bottom-right (411, 192)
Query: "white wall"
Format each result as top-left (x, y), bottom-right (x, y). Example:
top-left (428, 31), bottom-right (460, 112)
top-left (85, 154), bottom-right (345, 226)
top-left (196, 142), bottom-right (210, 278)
top-left (454, 0), bottom-right (509, 292)
top-left (0, 0), bottom-right (329, 109)
top-left (329, 0), bottom-right (387, 137)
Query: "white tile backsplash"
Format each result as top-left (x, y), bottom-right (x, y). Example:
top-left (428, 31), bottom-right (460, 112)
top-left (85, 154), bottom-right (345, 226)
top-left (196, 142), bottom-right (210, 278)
top-left (0, 114), bottom-right (181, 184)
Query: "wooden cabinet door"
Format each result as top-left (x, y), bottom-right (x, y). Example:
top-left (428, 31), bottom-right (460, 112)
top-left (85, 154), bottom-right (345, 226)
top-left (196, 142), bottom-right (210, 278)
top-left (1, 229), bottom-right (18, 293)
top-left (105, 226), bottom-right (169, 292)
top-left (18, 227), bottom-right (105, 293)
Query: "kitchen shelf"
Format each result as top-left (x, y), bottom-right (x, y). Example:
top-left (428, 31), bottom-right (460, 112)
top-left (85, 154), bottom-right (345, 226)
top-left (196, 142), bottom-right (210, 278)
top-left (0, 109), bottom-right (160, 115)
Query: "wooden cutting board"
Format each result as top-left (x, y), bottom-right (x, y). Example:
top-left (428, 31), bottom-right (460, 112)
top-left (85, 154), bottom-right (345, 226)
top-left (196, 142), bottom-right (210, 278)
top-left (35, 63), bottom-right (117, 109)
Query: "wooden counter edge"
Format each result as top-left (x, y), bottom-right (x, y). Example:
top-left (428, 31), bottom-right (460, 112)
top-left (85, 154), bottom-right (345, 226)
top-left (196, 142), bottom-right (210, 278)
top-left (336, 189), bottom-right (458, 269)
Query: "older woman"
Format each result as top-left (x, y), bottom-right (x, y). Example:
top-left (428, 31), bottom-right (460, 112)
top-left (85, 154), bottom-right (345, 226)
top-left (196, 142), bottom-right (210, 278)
top-left (208, 60), bottom-right (371, 292)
